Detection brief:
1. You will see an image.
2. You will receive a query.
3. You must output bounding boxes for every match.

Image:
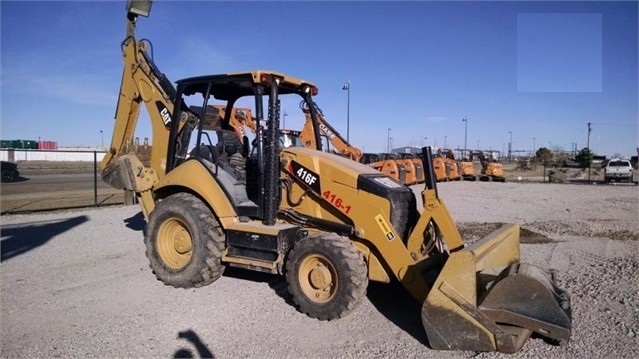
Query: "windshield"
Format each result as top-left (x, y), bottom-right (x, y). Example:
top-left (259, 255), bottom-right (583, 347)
top-left (280, 132), bottom-right (303, 148)
top-left (609, 161), bottom-right (630, 167)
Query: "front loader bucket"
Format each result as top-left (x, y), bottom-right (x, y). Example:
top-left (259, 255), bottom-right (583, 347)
top-left (421, 224), bottom-right (572, 353)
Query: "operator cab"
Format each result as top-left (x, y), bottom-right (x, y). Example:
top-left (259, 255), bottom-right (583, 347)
top-left (167, 71), bottom-right (323, 223)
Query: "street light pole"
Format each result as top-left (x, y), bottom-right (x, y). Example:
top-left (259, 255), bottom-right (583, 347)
top-left (100, 130), bottom-right (104, 149)
top-left (462, 117), bottom-right (468, 157)
top-left (387, 128), bottom-right (391, 153)
top-left (508, 130), bottom-right (513, 161)
top-left (282, 111), bottom-right (288, 129)
top-left (342, 81), bottom-right (350, 143)
top-left (444, 135), bottom-right (447, 148)
top-left (532, 137), bottom-right (536, 156)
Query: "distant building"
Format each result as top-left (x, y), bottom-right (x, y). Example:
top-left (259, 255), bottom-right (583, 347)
top-left (391, 146), bottom-right (423, 155)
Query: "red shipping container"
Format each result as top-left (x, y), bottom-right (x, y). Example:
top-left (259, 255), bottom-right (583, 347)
top-left (37, 140), bottom-right (58, 150)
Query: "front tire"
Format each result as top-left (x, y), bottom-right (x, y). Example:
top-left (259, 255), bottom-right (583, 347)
top-left (285, 234), bottom-right (368, 321)
top-left (145, 192), bottom-right (225, 288)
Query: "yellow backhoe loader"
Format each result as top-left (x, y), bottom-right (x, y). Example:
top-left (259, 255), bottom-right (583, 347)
top-left (455, 149), bottom-right (477, 181)
top-left (437, 148), bottom-right (461, 181)
top-left (398, 152), bottom-right (425, 184)
top-left (380, 153), bottom-right (413, 185)
top-left (101, 2), bottom-right (571, 353)
top-left (393, 152), bottom-right (418, 185)
top-left (470, 150), bottom-right (506, 182)
top-left (425, 154), bottom-right (448, 182)
top-left (359, 153), bottom-right (407, 183)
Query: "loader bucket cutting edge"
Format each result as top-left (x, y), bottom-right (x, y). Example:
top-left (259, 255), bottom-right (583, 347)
top-left (420, 224), bottom-right (572, 353)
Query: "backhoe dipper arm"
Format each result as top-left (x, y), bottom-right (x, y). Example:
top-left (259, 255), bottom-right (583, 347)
top-left (100, 16), bottom-right (187, 189)
top-left (299, 106), bottom-right (362, 162)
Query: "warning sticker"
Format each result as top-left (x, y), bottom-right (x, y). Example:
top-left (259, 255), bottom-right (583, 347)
top-left (375, 214), bottom-right (395, 241)
top-left (373, 177), bottom-right (402, 188)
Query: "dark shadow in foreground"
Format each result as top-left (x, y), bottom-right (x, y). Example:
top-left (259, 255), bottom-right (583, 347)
top-left (223, 267), bottom-right (428, 346)
top-left (124, 211), bottom-right (145, 232)
top-left (1, 215), bottom-right (88, 261)
top-left (221, 267), bottom-right (295, 307)
top-left (174, 329), bottom-right (215, 359)
top-left (366, 281), bottom-right (430, 346)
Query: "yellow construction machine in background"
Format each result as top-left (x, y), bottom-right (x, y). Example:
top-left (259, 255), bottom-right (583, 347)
top-left (359, 153), bottom-right (407, 183)
top-left (470, 150), bottom-right (506, 182)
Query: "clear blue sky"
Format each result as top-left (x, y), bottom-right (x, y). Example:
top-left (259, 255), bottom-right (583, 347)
top-left (2, 1), bottom-right (637, 157)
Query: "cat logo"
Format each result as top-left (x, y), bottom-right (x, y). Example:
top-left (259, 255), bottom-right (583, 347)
top-left (155, 101), bottom-right (172, 128)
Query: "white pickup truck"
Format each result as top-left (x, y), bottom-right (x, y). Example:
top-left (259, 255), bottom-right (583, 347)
top-left (604, 159), bottom-right (634, 183)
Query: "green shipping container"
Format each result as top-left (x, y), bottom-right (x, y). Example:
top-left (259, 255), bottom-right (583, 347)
top-left (10, 140), bottom-right (38, 149)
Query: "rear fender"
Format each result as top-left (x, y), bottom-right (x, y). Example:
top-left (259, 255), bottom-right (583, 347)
top-left (154, 160), bottom-right (238, 227)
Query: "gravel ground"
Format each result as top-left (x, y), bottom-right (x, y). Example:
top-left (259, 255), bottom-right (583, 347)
top-left (1, 181), bottom-right (637, 358)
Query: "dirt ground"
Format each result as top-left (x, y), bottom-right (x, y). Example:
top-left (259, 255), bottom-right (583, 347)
top-left (1, 180), bottom-right (637, 358)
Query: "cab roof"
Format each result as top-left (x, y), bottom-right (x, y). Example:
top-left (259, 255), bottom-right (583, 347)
top-left (176, 70), bottom-right (318, 101)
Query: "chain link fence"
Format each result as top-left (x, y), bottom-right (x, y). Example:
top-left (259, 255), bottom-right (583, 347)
top-left (1, 149), bottom-right (128, 214)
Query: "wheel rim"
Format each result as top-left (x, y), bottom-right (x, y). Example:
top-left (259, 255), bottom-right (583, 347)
top-left (157, 218), bottom-right (193, 269)
top-left (298, 254), bottom-right (338, 304)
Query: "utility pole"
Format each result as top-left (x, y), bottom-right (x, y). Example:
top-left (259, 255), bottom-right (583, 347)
top-left (508, 130), bottom-right (513, 161)
top-left (342, 81), bottom-right (351, 142)
top-left (387, 128), bottom-right (391, 153)
top-left (586, 122), bottom-right (592, 182)
top-left (462, 117), bottom-right (468, 158)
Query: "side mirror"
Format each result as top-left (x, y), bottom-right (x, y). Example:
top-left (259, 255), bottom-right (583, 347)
top-left (126, 0), bottom-right (152, 18)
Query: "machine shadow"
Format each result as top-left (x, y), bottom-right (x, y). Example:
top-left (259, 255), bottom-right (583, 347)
top-left (223, 266), bottom-right (431, 346)
top-left (0, 215), bottom-right (88, 261)
top-left (123, 204), bottom-right (432, 348)
top-left (222, 266), bottom-right (295, 307)
top-left (173, 329), bottom-right (215, 359)
top-left (366, 281), bottom-right (431, 347)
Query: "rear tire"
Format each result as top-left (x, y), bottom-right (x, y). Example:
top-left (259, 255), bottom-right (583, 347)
top-left (145, 192), bottom-right (225, 288)
top-left (285, 234), bottom-right (368, 320)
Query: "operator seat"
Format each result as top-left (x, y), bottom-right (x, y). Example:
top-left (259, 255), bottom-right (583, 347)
top-left (190, 144), bottom-right (219, 164)
top-left (204, 130), bottom-right (258, 217)
top-left (215, 130), bottom-right (246, 182)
